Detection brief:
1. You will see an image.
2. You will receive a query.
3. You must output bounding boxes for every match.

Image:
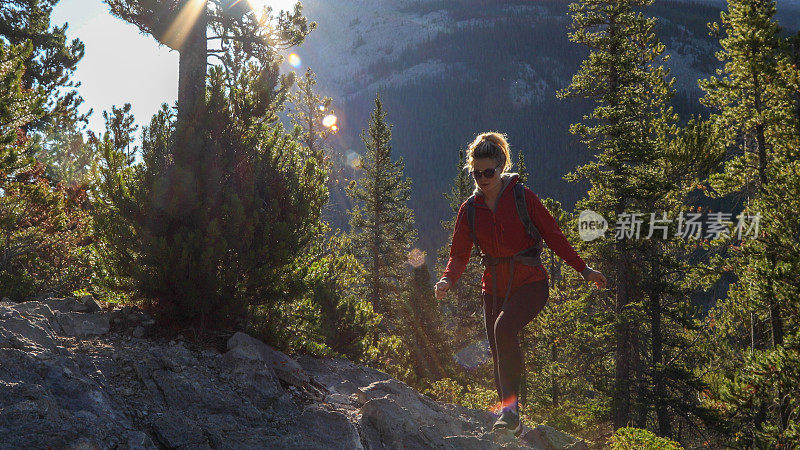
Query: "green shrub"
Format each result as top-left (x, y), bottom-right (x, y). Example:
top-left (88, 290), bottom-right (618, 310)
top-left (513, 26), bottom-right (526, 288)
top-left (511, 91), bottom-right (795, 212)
top-left (610, 427), bottom-right (683, 450)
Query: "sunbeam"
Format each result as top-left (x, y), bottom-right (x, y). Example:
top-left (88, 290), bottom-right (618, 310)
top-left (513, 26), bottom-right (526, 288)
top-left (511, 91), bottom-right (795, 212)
top-left (162, 0), bottom-right (208, 50)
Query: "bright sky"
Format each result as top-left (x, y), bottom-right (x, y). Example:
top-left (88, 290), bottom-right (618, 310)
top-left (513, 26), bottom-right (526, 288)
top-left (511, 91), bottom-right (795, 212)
top-left (51, 0), bottom-right (179, 136)
top-left (51, 0), bottom-right (299, 138)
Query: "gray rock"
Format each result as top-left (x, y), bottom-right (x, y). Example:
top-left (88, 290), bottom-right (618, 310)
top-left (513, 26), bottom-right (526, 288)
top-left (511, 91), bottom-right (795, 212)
top-left (358, 396), bottom-right (436, 449)
top-left (126, 430), bottom-right (157, 450)
top-left (297, 355), bottom-right (391, 393)
top-left (64, 437), bottom-right (102, 449)
top-left (520, 425), bottom-right (589, 450)
top-left (294, 405), bottom-right (364, 450)
top-left (226, 331), bottom-right (309, 387)
top-left (12, 301), bottom-right (55, 319)
top-left (81, 295), bottom-right (103, 313)
top-left (151, 412), bottom-right (210, 449)
top-left (0, 300), bottom-right (589, 450)
top-left (55, 311), bottom-right (110, 337)
top-left (442, 434), bottom-right (499, 450)
top-left (0, 304), bottom-right (58, 350)
top-left (44, 297), bottom-right (90, 313)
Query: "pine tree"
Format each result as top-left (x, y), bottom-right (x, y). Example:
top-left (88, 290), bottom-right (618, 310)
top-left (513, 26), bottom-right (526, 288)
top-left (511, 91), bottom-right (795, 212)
top-left (516, 148), bottom-right (529, 185)
top-left (345, 94), bottom-right (419, 383)
top-left (286, 67), bottom-right (349, 228)
top-left (105, 0), bottom-right (313, 140)
top-left (93, 57), bottom-right (328, 334)
top-left (92, 2), bottom-right (327, 331)
top-left (287, 67), bottom-right (336, 164)
top-left (287, 221), bottom-right (381, 360)
top-left (696, 1), bottom-right (800, 444)
top-left (397, 262), bottom-right (451, 384)
top-left (346, 93), bottom-right (417, 323)
top-left (699, 0), bottom-right (794, 349)
top-left (0, 0), bottom-right (85, 130)
top-left (88, 104), bottom-right (142, 302)
top-left (558, 0), bottom-right (708, 434)
top-left (0, 40), bottom-right (92, 299)
top-left (520, 197), bottom-right (614, 436)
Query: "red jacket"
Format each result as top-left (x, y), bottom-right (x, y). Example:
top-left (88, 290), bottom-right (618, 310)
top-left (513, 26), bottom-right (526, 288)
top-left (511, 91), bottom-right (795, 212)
top-left (441, 173), bottom-right (588, 295)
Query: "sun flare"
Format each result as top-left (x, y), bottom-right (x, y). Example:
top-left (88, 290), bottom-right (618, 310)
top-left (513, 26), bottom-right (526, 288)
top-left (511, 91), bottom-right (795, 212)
top-left (246, 0), bottom-right (298, 15)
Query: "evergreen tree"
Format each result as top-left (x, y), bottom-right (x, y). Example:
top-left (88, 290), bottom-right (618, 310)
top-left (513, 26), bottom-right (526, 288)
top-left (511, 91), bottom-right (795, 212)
top-left (93, 2), bottom-right (328, 332)
top-left (699, 0), bottom-right (793, 349)
top-left (516, 148), bottom-right (529, 185)
top-left (0, 0), bottom-right (85, 130)
top-left (521, 198), bottom-right (614, 437)
top-left (286, 67), bottom-right (349, 228)
top-left (105, 0), bottom-right (313, 141)
top-left (287, 67), bottom-right (335, 164)
top-left (345, 93), bottom-right (417, 323)
top-left (0, 40), bottom-right (92, 299)
top-left (345, 93), bottom-right (419, 383)
top-left (93, 50), bottom-right (328, 334)
top-left (696, 1), bottom-right (800, 444)
top-left (558, 0), bottom-right (714, 435)
top-left (397, 262), bottom-right (451, 385)
top-left (88, 103), bottom-right (142, 302)
top-left (287, 221), bottom-right (381, 361)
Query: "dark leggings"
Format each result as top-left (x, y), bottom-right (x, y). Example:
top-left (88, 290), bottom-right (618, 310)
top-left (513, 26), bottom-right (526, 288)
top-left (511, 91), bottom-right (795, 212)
top-left (482, 278), bottom-right (549, 411)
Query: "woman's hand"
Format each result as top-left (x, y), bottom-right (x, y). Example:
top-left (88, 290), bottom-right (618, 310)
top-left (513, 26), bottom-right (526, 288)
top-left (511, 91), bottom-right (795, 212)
top-left (434, 279), bottom-right (452, 299)
top-left (585, 270), bottom-right (607, 289)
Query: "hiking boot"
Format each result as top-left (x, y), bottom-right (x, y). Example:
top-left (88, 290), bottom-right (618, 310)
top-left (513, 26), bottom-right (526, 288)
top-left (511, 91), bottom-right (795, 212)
top-left (492, 408), bottom-right (523, 437)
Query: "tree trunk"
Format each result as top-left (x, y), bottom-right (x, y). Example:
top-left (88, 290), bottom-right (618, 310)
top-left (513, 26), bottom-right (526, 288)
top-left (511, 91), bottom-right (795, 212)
top-left (551, 342), bottom-right (559, 406)
top-left (613, 248), bottom-right (632, 430)
top-left (175, 3), bottom-right (207, 164)
top-left (651, 282), bottom-right (671, 437)
top-left (520, 330), bottom-right (527, 409)
top-left (631, 323), bottom-right (647, 429)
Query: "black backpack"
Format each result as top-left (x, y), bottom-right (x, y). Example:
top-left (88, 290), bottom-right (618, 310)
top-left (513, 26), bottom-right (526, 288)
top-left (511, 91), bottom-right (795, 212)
top-left (465, 182), bottom-right (545, 315)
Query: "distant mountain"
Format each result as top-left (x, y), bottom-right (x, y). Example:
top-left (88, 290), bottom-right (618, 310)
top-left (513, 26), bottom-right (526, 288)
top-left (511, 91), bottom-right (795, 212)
top-left (291, 0), bottom-right (798, 274)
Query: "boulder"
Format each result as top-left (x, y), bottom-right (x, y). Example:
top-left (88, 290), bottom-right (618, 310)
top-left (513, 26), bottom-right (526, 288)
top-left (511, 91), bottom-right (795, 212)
top-left (0, 304), bottom-right (58, 350)
top-left (151, 411), bottom-right (210, 449)
top-left (55, 311), bottom-right (110, 337)
top-left (126, 430), bottom-right (157, 450)
top-left (520, 425), bottom-right (589, 450)
top-left (44, 297), bottom-right (90, 313)
top-left (81, 295), bottom-right (103, 313)
top-left (295, 405), bottom-right (364, 450)
top-left (226, 331), bottom-right (309, 387)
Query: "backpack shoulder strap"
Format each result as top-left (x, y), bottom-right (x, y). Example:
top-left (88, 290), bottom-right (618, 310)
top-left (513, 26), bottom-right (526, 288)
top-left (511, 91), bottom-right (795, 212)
top-left (513, 183), bottom-right (543, 244)
top-left (466, 195), bottom-right (482, 256)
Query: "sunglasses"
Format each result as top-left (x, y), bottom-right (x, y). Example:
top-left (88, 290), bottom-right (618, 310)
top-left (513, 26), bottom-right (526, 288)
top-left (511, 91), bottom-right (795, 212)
top-left (471, 164), bottom-right (502, 180)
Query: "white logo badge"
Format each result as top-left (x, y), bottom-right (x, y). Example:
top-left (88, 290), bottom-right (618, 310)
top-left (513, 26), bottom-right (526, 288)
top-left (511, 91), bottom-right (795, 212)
top-left (578, 209), bottom-right (608, 241)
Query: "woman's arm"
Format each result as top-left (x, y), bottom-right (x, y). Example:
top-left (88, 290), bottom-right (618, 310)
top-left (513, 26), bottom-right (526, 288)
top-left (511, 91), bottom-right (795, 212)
top-left (526, 189), bottom-right (591, 277)
top-left (440, 201), bottom-right (474, 288)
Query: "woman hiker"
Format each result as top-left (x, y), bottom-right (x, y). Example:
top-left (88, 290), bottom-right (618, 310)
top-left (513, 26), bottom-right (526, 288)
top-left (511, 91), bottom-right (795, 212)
top-left (434, 132), bottom-right (607, 436)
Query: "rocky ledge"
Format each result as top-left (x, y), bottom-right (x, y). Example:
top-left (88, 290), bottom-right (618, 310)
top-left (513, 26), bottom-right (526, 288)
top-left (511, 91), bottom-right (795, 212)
top-left (0, 297), bottom-right (588, 449)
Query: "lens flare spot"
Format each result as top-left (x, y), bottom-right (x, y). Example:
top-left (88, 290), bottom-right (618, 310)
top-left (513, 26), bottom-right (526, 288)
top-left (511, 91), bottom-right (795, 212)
top-left (322, 114), bottom-right (337, 128)
top-left (287, 53), bottom-right (302, 67)
top-left (317, 104), bottom-right (326, 111)
top-left (346, 150), bottom-right (362, 170)
top-left (407, 248), bottom-right (426, 268)
top-left (330, 125), bottom-right (339, 134)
